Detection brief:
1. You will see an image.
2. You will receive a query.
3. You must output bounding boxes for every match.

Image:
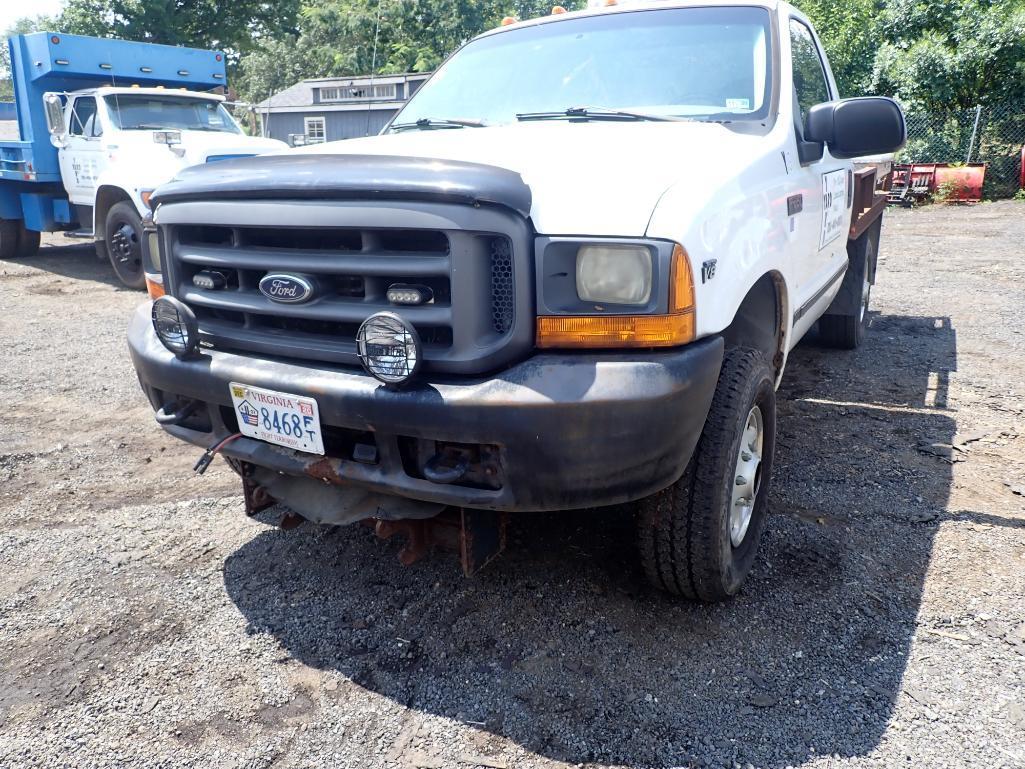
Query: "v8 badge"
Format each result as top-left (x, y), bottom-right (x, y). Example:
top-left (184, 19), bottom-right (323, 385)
top-left (701, 259), bottom-right (717, 284)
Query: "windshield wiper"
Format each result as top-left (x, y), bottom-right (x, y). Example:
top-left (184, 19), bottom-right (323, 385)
top-left (516, 106), bottom-right (688, 123)
top-left (390, 117), bottom-right (486, 131)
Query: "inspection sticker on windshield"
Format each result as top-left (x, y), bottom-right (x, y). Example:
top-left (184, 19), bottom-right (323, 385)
top-left (819, 169), bottom-right (848, 248)
top-left (229, 382), bottom-right (324, 455)
top-left (725, 98), bottom-right (750, 110)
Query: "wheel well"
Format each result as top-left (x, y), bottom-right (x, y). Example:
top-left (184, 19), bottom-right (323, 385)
top-left (94, 186), bottom-right (134, 237)
top-left (721, 272), bottom-right (787, 376)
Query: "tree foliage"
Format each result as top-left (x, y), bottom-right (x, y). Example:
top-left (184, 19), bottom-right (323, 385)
top-left (57, 0), bottom-right (303, 64)
top-left (795, 0), bottom-right (1025, 109)
top-left (236, 0), bottom-right (585, 103)
top-left (1, 15), bottom-right (59, 100)
top-left (870, 0), bottom-right (1025, 110)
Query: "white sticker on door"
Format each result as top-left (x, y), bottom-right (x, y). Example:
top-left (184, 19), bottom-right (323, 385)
top-left (819, 169), bottom-right (848, 248)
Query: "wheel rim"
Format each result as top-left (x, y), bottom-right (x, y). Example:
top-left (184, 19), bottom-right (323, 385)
top-left (110, 221), bottom-right (141, 273)
top-left (729, 405), bottom-right (764, 547)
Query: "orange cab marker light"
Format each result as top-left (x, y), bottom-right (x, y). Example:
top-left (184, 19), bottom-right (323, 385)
top-left (604, 0), bottom-right (618, 6)
top-left (146, 276), bottom-right (165, 300)
top-left (500, 16), bottom-right (517, 25)
top-left (552, 5), bottom-right (567, 13)
top-left (536, 244), bottom-right (696, 349)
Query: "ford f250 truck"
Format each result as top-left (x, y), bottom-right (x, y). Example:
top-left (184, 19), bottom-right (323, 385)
top-left (1, 32), bottom-right (284, 288)
top-left (130, 0), bottom-right (905, 601)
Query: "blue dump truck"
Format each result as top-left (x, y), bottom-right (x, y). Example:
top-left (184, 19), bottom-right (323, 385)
top-left (1, 32), bottom-right (284, 287)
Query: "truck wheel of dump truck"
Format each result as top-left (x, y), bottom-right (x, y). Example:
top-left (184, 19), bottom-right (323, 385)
top-left (636, 347), bottom-right (776, 602)
top-left (0, 219), bottom-right (19, 260)
top-left (104, 202), bottom-right (146, 289)
top-left (16, 225), bottom-right (40, 257)
top-left (818, 224), bottom-right (878, 349)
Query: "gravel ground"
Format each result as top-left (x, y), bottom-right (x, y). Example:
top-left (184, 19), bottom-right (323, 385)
top-left (1, 202), bottom-right (1023, 769)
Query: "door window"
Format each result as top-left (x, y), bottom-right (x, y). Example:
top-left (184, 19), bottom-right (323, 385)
top-left (69, 97), bottom-right (102, 137)
top-left (789, 20), bottom-right (831, 125)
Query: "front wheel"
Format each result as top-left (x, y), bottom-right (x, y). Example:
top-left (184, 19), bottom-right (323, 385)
top-left (636, 347), bottom-right (776, 601)
top-left (104, 201), bottom-right (146, 289)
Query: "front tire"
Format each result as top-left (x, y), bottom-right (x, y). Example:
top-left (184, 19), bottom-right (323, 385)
top-left (104, 201), bottom-right (146, 289)
top-left (636, 347), bottom-right (776, 601)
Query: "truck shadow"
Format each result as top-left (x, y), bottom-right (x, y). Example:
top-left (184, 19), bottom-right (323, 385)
top-left (5, 241), bottom-right (128, 290)
top-left (222, 311), bottom-right (958, 768)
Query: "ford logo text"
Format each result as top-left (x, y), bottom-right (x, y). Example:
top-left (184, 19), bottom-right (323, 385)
top-left (259, 273), bottom-right (316, 304)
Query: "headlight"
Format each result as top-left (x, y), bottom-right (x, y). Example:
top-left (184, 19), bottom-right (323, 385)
top-left (152, 296), bottom-right (199, 358)
top-left (536, 242), bottom-right (696, 349)
top-left (575, 245), bottom-right (652, 305)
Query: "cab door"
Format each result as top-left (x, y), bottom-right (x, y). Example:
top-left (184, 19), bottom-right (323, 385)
top-left (57, 96), bottom-right (107, 208)
top-left (785, 18), bottom-right (852, 341)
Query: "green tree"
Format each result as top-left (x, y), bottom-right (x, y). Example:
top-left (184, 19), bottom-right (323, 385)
top-left (58, 0), bottom-right (303, 65)
top-left (236, 0), bottom-right (584, 103)
top-left (871, 0), bottom-right (1025, 110)
top-left (793, 0), bottom-right (880, 97)
top-left (1, 15), bottom-right (59, 101)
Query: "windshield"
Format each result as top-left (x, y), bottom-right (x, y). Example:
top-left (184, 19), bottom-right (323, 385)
top-left (103, 95), bottom-right (242, 133)
top-left (390, 7), bottom-right (773, 128)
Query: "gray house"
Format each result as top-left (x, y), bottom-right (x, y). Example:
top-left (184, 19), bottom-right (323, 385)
top-left (256, 73), bottom-right (431, 146)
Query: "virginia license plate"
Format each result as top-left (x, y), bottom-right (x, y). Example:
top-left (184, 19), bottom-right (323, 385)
top-left (229, 382), bottom-right (325, 455)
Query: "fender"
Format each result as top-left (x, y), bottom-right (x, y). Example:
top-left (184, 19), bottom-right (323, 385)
top-left (645, 125), bottom-right (797, 380)
top-left (91, 161), bottom-right (173, 238)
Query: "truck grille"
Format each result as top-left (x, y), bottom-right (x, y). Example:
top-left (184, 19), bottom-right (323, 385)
top-left (159, 200), bottom-right (534, 375)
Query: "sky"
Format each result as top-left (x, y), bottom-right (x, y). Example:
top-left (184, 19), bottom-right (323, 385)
top-left (0, 0), bottom-right (65, 31)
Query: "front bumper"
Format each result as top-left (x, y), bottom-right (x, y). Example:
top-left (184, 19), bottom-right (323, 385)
top-left (128, 304), bottom-right (723, 512)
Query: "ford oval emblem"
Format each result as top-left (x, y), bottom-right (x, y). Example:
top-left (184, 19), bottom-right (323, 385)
top-left (259, 273), bottom-right (315, 304)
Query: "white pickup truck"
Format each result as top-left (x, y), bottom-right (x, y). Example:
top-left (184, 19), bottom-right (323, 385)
top-left (131, 0), bottom-right (904, 600)
top-left (48, 86), bottom-right (285, 287)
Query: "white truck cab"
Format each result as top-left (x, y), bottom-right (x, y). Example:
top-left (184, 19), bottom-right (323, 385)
top-left (50, 86), bottom-right (285, 287)
top-left (132, 0), bottom-right (905, 600)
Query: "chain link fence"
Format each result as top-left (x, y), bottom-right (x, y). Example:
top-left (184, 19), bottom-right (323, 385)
top-left (901, 102), bottom-right (1025, 199)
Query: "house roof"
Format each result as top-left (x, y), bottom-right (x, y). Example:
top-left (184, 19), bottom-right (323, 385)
top-left (257, 72), bottom-right (431, 111)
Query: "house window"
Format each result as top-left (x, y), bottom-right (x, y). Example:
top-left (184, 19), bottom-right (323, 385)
top-left (304, 116), bottom-right (326, 143)
top-left (319, 83), bottom-right (397, 102)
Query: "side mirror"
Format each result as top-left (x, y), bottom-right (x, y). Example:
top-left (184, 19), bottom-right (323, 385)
top-left (805, 97), bottom-right (906, 159)
top-left (43, 93), bottom-right (67, 140)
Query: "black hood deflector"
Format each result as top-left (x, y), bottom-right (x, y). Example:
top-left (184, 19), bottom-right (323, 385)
top-left (150, 153), bottom-right (532, 217)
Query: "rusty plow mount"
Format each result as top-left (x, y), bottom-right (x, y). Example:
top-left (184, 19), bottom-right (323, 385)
top-left (370, 509), bottom-right (509, 576)
top-left (236, 461), bottom-right (507, 576)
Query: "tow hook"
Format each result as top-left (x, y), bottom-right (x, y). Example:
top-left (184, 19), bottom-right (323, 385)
top-left (423, 450), bottom-right (470, 484)
top-left (154, 398), bottom-right (201, 426)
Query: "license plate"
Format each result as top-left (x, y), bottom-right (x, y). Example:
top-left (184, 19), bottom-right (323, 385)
top-left (229, 382), bottom-right (325, 455)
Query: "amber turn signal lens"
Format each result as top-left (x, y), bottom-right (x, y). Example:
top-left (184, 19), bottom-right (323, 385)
top-left (536, 244), bottom-right (696, 349)
top-left (146, 276), bottom-right (165, 299)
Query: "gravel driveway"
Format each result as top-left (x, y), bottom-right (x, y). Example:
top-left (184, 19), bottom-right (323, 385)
top-left (1, 202), bottom-right (1023, 769)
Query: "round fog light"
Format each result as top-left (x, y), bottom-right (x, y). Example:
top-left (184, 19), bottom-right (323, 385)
top-left (152, 296), bottom-right (199, 358)
top-left (355, 312), bottom-right (422, 385)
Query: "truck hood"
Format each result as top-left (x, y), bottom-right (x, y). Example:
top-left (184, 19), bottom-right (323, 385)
top-left (288, 121), bottom-right (769, 235)
top-left (173, 130), bottom-right (288, 165)
top-left (114, 129), bottom-right (287, 169)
